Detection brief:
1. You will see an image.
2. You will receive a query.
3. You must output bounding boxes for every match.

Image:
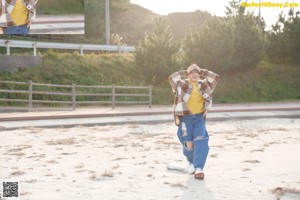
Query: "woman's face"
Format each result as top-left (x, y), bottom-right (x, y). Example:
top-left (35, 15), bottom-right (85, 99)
top-left (188, 69), bottom-right (200, 83)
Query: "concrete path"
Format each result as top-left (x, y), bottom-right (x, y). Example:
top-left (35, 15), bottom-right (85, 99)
top-left (0, 101), bottom-right (300, 130)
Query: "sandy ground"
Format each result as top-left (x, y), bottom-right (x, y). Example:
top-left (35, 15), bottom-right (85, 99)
top-left (0, 118), bottom-right (300, 200)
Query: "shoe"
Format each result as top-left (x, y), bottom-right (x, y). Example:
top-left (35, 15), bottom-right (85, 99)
top-left (188, 163), bottom-right (195, 174)
top-left (194, 168), bottom-right (205, 179)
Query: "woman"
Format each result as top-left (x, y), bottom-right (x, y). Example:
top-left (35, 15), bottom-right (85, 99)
top-left (168, 64), bottom-right (219, 179)
top-left (0, 0), bottom-right (37, 34)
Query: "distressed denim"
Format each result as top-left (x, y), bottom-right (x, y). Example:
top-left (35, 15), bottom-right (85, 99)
top-left (177, 113), bottom-right (209, 170)
top-left (4, 25), bottom-right (29, 34)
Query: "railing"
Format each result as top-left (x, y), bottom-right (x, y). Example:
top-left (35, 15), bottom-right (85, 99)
top-left (1, 34), bottom-right (87, 43)
top-left (0, 80), bottom-right (152, 111)
top-left (0, 39), bottom-right (135, 56)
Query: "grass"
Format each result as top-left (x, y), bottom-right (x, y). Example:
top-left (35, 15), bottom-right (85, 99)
top-left (36, 0), bottom-right (84, 15)
top-left (214, 63), bottom-right (300, 103)
top-left (0, 51), bottom-right (299, 105)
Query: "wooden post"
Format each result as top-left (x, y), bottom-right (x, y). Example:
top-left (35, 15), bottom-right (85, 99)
top-left (72, 83), bottom-right (76, 110)
top-left (105, 0), bottom-right (110, 45)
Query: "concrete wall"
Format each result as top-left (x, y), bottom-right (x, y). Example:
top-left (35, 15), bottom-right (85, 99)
top-left (0, 55), bottom-right (42, 72)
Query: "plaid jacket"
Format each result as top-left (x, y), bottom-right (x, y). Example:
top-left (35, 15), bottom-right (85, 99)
top-left (168, 69), bottom-right (219, 125)
top-left (0, 0), bottom-right (36, 27)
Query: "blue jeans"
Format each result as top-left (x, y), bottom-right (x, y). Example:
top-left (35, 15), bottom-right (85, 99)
top-left (177, 113), bottom-right (209, 170)
top-left (4, 25), bottom-right (29, 34)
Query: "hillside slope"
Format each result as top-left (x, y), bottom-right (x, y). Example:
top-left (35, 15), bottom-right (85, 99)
top-left (112, 4), bottom-right (159, 45)
top-left (112, 4), bottom-right (213, 44)
top-left (0, 53), bottom-right (299, 104)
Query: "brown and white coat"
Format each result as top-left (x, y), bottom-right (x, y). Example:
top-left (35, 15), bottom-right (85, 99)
top-left (0, 0), bottom-right (36, 27)
top-left (168, 69), bottom-right (219, 125)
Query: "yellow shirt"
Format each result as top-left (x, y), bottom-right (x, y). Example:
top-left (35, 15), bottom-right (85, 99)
top-left (186, 81), bottom-right (205, 114)
top-left (10, 0), bottom-right (29, 26)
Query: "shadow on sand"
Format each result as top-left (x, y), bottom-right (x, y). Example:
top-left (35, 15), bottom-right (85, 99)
top-left (180, 177), bottom-right (217, 200)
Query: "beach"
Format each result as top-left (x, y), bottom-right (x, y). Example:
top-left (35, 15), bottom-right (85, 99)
top-left (1, 118), bottom-right (300, 200)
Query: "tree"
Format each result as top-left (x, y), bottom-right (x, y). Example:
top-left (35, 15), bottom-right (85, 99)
top-left (230, 14), bottom-right (265, 70)
top-left (84, 0), bottom-right (129, 41)
top-left (226, 0), bottom-right (265, 70)
top-left (135, 18), bottom-right (180, 85)
top-left (182, 17), bottom-right (235, 72)
top-left (267, 10), bottom-right (300, 65)
top-left (182, 0), bottom-right (265, 72)
top-left (225, 0), bottom-right (245, 17)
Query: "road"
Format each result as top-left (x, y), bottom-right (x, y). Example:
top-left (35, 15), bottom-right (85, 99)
top-left (1, 110), bottom-right (300, 130)
top-left (0, 101), bottom-right (300, 130)
top-left (30, 15), bottom-right (84, 34)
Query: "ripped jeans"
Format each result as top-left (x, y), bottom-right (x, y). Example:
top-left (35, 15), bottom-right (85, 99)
top-left (4, 24), bottom-right (29, 34)
top-left (177, 113), bottom-right (209, 170)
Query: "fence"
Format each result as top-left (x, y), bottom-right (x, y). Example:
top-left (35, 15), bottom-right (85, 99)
top-left (0, 39), bottom-right (135, 56)
top-left (0, 80), bottom-right (152, 111)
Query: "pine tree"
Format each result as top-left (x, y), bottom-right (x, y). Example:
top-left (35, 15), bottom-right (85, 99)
top-left (182, 0), bottom-right (265, 72)
top-left (183, 17), bottom-right (235, 72)
top-left (267, 10), bottom-right (300, 65)
top-left (226, 0), bottom-right (265, 70)
top-left (230, 14), bottom-right (265, 70)
top-left (135, 18), bottom-right (179, 85)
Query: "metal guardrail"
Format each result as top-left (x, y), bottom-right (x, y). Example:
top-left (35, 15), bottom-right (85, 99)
top-left (0, 39), bottom-right (135, 56)
top-left (0, 80), bottom-right (152, 111)
top-left (0, 34), bottom-right (87, 43)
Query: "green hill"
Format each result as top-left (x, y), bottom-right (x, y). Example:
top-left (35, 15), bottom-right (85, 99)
top-left (21, 1), bottom-right (213, 45)
top-left (111, 4), bottom-right (213, 44)
top-left (166, 11), bottom-right (213, 41)
top-left (100, 3), bottom-right (159, 45)
top-left (84, 2), bottom-right (213, 45)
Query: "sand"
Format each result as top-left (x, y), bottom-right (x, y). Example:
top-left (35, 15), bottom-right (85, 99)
top-left (0, 118), bottom-right (300, 200)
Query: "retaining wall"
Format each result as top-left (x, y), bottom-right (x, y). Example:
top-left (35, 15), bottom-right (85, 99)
top-left (0, 55), bottom-right (42, 72)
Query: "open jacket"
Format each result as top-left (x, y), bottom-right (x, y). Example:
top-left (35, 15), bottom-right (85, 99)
top-left (168, 69), bottom-right (219, 125)
top-left (0, 0), bottom-right (36, 27)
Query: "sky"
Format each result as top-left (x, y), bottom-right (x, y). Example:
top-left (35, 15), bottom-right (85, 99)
top-left (130, 0), bottom-right (300, 29)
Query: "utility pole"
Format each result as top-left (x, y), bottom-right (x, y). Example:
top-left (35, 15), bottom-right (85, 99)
top-left (105, 0), bottom-right (110, 45)
top-left (258, 0), bottom-right (261, 27)
top-left (292, 0), bottom-right (295, 17)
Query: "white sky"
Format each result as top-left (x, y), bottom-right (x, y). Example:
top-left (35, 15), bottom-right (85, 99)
top-left (130, 0), bottom-right (300, 29)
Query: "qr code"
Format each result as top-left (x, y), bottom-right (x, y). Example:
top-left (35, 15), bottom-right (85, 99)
top-left (2, 181), bottom-right (19, 198)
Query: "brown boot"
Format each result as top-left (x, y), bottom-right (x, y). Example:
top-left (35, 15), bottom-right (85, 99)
top-left (194, 168), bottom-right (205, 180)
